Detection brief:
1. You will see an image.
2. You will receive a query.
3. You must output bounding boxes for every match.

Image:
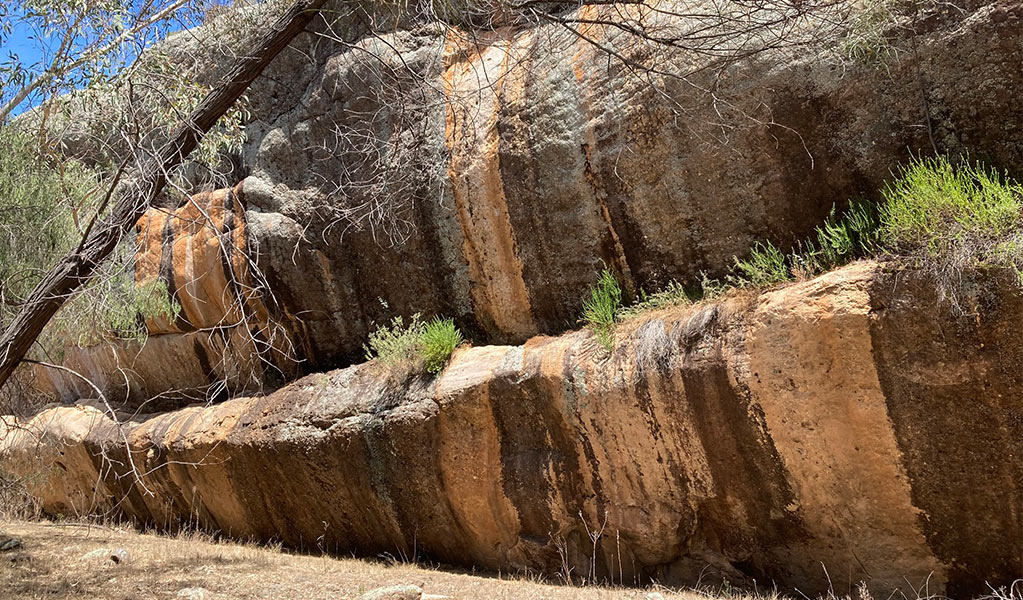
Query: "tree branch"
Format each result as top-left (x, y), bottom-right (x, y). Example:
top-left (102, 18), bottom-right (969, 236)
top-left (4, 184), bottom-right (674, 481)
top-left (0, 0), bottom-right (329, 390)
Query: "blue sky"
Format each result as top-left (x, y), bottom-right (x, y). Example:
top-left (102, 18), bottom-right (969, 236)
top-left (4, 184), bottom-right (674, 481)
top-left (4, 22), bottom-right (44, 68)
top-left (1, 3), bottom-right (196, 117)
top-left (2, 3), bottom-right (72, 116)
top-left (3, 19), bottom-right (48, 115)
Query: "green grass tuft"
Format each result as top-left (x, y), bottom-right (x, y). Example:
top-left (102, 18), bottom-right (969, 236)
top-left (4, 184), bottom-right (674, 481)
top-left (878, 155), bottom-right (1023, 310)
top-left (880, 155), bottom-right (1022, 255)
top-left (791, 200), bottom-right (879, 278)
top-left (421, 318), bottom-right (464, 374)
top-left (616, 154), bottom-right (1023, 320)
top-left (364, 313), bottom-right (464, 374)
top-left (581, 268), bottom-right (623, 352)
top-left (618, 280), bottom-right (694, 320)
top-left (728, 241), bottom-right (790, 288)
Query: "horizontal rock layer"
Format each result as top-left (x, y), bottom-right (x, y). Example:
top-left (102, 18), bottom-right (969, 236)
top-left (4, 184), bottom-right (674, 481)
top-left (6, 262), bottom-right (1021, 597)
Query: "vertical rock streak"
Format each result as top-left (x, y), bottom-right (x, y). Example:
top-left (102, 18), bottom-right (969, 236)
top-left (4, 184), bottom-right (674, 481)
top-left (31, 184), bottom-right (292, 406)
top-left (443, 30), bottom-right (536, 339)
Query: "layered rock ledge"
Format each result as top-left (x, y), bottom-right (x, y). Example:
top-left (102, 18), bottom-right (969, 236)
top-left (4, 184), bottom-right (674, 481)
top-left (4, 262), bottom-right (1020, 596)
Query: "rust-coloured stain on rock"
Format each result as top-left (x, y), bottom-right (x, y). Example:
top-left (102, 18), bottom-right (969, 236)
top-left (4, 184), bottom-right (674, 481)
top-left (6, 263), bottom-right (1021, 597)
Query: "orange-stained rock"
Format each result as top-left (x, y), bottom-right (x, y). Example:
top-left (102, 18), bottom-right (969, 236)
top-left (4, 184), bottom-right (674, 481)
top-left (234, 0), bottom-right (1023, 371)
top-left (6, 262), bottom-right (1021, 597)
top-left (135, 183), bottom-right (264, 335)
top-left (27, 1), bottom-right (1023, 406)
top-left (29, 326), bottom-right (289, 410)
top-left (30, 185), bottom-right (296, 408)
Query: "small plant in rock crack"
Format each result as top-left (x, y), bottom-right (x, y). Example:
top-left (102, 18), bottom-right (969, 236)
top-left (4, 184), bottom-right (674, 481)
top-left (364, 312), bottom-right (464, 374)
top-left (581, 268), bottom-right (623, 352)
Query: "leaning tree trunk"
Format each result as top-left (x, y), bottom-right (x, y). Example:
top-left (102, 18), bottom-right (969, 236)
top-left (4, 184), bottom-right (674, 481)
top-left (0, 0), bottom-right (329, 389)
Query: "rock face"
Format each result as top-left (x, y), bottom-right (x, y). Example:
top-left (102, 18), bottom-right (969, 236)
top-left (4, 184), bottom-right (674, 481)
top-left (232, 0), bottom-right (1023, 370)
top-left (19, 2), bottom-right (1023, 406)
top-left (31, 186), bottom-right (297, 408)
top-left (6, 263), bottom-right (1021, 597)
top-left (8, 2), bottom-right (1023, 596)
top-left (32, 0), bottom-right (1023, 404)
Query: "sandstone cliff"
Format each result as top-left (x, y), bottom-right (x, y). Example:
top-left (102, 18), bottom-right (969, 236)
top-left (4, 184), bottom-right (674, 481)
top-left (28, 0), bottom-right (1023, 405)
top-left (233, 0), bottom-right (1023, 368)
top-left (31, 186), bottom-right (296, 409)
top-left (7, 263), bottom-right (1021, 597)
top-left (8, 2), bottom-right (1023, 595)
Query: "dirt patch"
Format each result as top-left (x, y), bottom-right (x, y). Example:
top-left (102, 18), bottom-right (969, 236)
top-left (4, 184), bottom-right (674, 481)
top-left (1, 520), bottom-right (716, 600)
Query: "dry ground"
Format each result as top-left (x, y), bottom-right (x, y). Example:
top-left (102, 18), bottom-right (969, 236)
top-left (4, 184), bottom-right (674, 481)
top-left (0, 520), bottom-right (748, 600)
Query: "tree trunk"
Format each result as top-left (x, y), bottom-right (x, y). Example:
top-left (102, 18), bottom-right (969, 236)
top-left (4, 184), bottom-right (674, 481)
top-left (0, 0), bottom-right (329, 389)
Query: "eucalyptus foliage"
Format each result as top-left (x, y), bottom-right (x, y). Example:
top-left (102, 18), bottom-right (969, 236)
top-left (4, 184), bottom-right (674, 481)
top-left (0, 0), bottom-right (211, 123)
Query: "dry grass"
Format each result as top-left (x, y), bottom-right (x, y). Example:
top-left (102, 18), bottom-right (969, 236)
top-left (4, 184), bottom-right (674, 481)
top-left (0, 520), bottom-right (754, 600)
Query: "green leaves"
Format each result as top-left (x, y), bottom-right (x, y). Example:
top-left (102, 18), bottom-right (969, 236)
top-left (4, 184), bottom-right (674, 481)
top-left (878, 155), bottom-right (1023, 310)
top-left (364, 313), bottom-right (427, 365)
top-left (363, 312), bottom-right (465, 375)
top-left (729, 241), bottom-right (790, 288)
top-left (880, 155), bottom-right (1023, 257)
top-left (0, 128), bottom-right (179, 353)
top-left (0, 129), bottom-right (89, 301)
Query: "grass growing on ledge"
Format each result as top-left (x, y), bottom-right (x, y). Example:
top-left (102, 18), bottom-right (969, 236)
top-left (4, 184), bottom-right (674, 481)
top-left (713, 155), bottom-right (1023, 310)
top-left (728, 241), bottom-right (790, 288)
top-left (881, 155), bottom-right (1022, 247)
top-left (581, 268), bottom-right (623, 351)
top-left (421, 318), bottom-right (463, 373)
top-left (618, 279), bottom-right (694, 320)
top-left (793, 200), bottom-right (880, 277)
top-left (727, 199), bottom-right (881, 288)
top-left (585, 154), bottom-right (1023, 347)
top-left (879, 155), bottom-right (1023, 310)
top-left (364, 313), bottom-right (464, 374)
top-left (364, 314), bottom-right (426, 365)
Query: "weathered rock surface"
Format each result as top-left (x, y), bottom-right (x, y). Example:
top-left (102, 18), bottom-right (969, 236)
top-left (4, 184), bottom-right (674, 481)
top-left (29, 1), bottom-right (1023, 405)
top-left (31, 186), bottom-right (297, 408)
top-left (8, 3), bottom-right (1023, 594)
top-left (231, 0), bottom-right (1023, 369)
top-left (6, 263), bottom-right (1021, 597)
